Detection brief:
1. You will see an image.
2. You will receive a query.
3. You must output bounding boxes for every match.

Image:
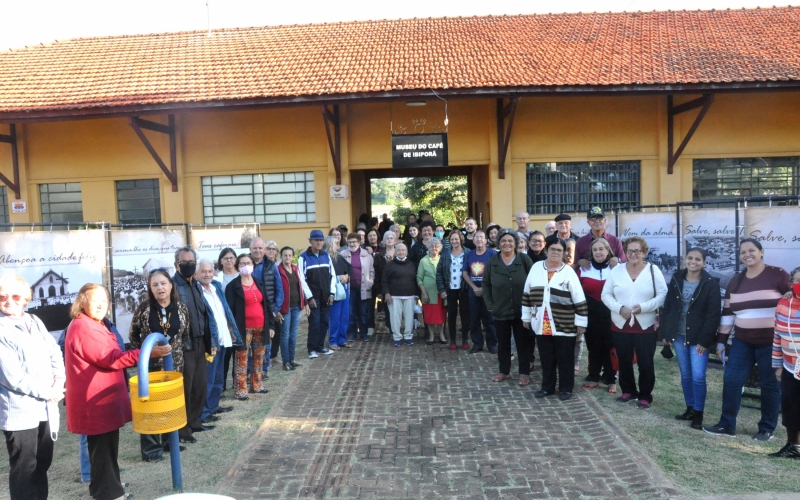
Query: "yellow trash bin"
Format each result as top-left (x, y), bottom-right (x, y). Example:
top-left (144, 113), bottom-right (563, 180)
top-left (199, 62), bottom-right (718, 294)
top-left (130, 371), bottom-right (187, 435)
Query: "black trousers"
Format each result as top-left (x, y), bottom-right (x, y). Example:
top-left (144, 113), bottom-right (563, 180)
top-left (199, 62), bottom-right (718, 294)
top-left (87, 429), bottom-right (124, 500)
top-left (446, 288), bottom-right (470, 345)
top-left (613, 331), bottom-right (657, 403)
top-left (585, 314), bottom-right (617, 384)
top-left (3, 421), bottom-right (52, 500)
top-left (537, 335), bottom-right (577, 393)
top-left (223, 347), bottom-right (234, 390)
top-left (307, 298), bottom-right (330, 353)
top-left (496, 317), bottom-right (533, 375)
top-left (270, 318), bottom-right (281, 359)
top-left (180, 339), bottom-right (208, 439)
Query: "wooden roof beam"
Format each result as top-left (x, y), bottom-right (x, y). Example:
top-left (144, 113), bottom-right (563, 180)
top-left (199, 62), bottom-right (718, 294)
top-left (128, 115), bottom-right (178, 192)
top-left (497, 97), bottom-right (518, 179)
top-left (668, 94), bottom-right (714, 174)
top-left (321, 105), bottom-right (341, 184)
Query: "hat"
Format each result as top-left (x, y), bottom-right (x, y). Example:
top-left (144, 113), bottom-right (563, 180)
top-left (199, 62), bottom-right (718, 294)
top-left (587, 206), bottom-right (605, 219)
top-left (309, 229), bottom-right (325, 240)
top-left (554, 213), bottom-right (571, 222)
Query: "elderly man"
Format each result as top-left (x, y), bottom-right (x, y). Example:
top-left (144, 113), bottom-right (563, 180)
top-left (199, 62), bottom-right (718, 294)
top-left (462, 217), bottom-right (479, 250)
top-left (462, 230), bottom-right (497, 354)
top-left (544, 220), bottom-right (556, 236)
top-left (575, 206), bottom-right (626, 270)
top-left (544, 213), bottom-right (579, 245)
top-left (515, 211), bottom-right (532, 240)
top-left (0, 273), bottom-right (65, 500)
top-left (196, 260), bottom-right (243, 425)
top-left (298, 230), bottom-right (336, 358)
top-left (249, 237), bottom-right (283, 377)
top-left (173, 247), bottom-right (213, 444)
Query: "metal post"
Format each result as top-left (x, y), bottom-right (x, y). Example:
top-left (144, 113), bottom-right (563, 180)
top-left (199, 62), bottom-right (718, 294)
top-left (137, 333), bottom-right (183, 492)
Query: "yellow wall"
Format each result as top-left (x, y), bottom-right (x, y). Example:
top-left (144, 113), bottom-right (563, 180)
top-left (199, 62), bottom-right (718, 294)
top-left (4, 92), bottom-right (800, 248)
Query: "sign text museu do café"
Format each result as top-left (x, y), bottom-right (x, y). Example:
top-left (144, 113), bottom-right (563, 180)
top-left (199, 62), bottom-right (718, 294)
top-left (392, 133), bottom-right (448, 168)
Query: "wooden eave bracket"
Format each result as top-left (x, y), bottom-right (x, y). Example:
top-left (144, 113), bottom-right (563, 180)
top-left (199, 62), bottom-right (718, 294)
top-left (129, 115), bottom-right (178, 191)
top-left (497, 98), bottom-right (519, 179)
top-left (668, 94), bottom-right (714, 174)
top-left (0, 124), bottom-right (21, 199)
top-left (321, 105), bottom-right (341, 184)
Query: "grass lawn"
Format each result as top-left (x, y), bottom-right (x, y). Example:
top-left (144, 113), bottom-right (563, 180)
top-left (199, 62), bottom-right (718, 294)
top-left (579, 351), bottom-right (800, 498)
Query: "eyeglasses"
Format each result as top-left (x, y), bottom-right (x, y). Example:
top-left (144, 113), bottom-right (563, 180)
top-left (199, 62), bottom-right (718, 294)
top-left (222, 256), bottom-right (236, 261)
top-left (149, 267), bottom-right (169, 274)
top-left (266, 247), bottom-right (278, 251)
top-left (0, 294), bottom-right (23, 302)
top-left (626, 249), bottom-right (643, 255)
top-left (531, 239), bottom-right (545, 245)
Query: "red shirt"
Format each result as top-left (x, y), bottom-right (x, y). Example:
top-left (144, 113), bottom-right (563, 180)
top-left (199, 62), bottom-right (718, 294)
top-left (243, 282), bottom-right (265, 329)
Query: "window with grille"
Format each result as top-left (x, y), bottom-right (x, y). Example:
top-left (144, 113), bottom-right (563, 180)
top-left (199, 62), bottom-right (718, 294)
top-left (117, 179), bottom-right (161, 224)
top-left (526, 161), bottom-right (640, 214)
top-left (0, 186), bottom-right (8, 224)
top-left (693, 157), bottom-right (800, 203)
top-left (202, 172), bottom-right (316, 224)
top-left (40, 183), bottom-right (83, 223)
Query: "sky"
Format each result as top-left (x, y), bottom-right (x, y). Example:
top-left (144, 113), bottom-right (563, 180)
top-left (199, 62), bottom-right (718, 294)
top-left (0, 0), bottom-right (795, 50)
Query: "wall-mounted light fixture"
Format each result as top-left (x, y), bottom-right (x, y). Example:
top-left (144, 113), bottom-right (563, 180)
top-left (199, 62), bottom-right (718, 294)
top-left (405, 100), bottom-right (427, 107)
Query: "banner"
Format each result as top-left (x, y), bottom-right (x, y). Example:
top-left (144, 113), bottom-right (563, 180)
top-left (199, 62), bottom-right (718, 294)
top-left (0, 230), bottom-right (106, 337)
top-left (743, 206), bottom-right (800, 275)
top-left (110, 229), bottom-right (186, 342)
top-left (190, 226), bottom-right (258, 266)
top-left (619, 211), bottom-right (679, 282)
top-left (681, 208), bottom-right (739, 291)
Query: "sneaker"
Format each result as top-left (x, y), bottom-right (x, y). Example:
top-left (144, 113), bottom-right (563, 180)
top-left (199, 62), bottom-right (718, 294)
top-left (393, 340), bottom-right (401, 347)
top-left (753, 431), bottom-right (774, 442)
top-left (769, 443), bottom-right (800, 459)
top-left (449, 344), bottom-right (457, 350)
top-left (405, 339), bottom-right (414, 345)
top-left (636, 400), bottom-right (650, 410)
top-left (320, 348), bottom-right (334, 355)
top-left (308, 351), bottom-right (318, 359)
top-left (616, 393), bottom-right (636, 403)
top-left (703, 425), bottom-right (736, 437)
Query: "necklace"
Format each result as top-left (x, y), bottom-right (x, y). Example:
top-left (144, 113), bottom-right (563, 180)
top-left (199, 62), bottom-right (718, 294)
top-left (158, 306), bottom-right (171, 330)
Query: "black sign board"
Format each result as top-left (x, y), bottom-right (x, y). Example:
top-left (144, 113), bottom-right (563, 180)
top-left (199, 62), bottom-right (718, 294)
top-left (391, 133), bottom-right (448, 169)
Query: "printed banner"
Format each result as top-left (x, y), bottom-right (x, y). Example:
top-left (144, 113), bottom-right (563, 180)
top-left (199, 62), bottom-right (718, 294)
top-left (619, 211), bottom-right (679, 282)
top-left (189, 226), bottom-right (258, 266)
top-left (682, 208), bottom-right (739, 292)
top-left (0, 230), bottom-right (106, 337)
top-left (743, 206), bottom-right (800, 275)
top-left (110, 229), bottom-right (185, 342)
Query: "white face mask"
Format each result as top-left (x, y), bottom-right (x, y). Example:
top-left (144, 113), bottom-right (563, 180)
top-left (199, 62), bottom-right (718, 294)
top-left (239, 264), bottom-right (254, 276)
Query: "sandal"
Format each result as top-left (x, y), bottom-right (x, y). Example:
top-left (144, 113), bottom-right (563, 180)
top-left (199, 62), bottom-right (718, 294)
top-left (582, 382), bottom-right (599, 390)
top-left (491, 373), bottom-right (511, 382)
top-left (343, 342), bottom-right (354, 348)
top-left (518, 375), bottom-right (532, 387)
top-left (607, 384), bottom-right (618, 394)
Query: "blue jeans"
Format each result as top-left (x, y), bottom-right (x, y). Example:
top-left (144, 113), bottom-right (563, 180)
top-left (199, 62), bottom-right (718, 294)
top-left (718, 338), bottom-right (782, 433)
top-left (468, 293), bottom-right (496, 350)
top-left (347, 293), bottom-right (369, 340)
top-left (280, 306), bottom-right (301, 363)
top-left (329, 288), bottom-right (350, 347)
top-left (673, 335), bottom-right (709, 411)
top-left (79, 434), bottom-right (90, 482)
top-left (201, 346), bottom-right (226, 421)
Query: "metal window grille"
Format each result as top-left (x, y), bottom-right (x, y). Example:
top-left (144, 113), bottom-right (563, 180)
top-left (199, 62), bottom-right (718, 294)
top-left (40, 183), bottom-right (83, 223)
top-left (526, 161), bottom-right (640, 214)
top-left (202, 172), bottom-right (316, 224)
top-left (116, 179), bottom-right (161, 224)
top-left (693, 157), bottom-right (800, 205)
top-left (0, 186), bottom-right (8, 224)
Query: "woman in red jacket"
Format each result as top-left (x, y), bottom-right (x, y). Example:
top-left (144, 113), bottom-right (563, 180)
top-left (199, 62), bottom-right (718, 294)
top-left (65, 284), bottom-right (171, 500)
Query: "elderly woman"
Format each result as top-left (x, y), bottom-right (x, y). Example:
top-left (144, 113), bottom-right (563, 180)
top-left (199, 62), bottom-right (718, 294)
top-left (66, 283), bottom-right (170, 500)
top-left (601, 236), bottom-right (667, 409)
top-left (383, 243), bottom-right (418, 346)
top-left (277, 246), bottom-right (310, 370)
top-left (418, 237), bottom-right (447, 344)
top-left (325, 235), bottom-right (353, 349)
top-left (484, 230), bottom-right (534, 386)
top-left (771, 265), bottom-right (800, 458)
top-left (342, 233), bottom-right (374, 343)
top-left (437, 230), bottom-right (472, 350)
top-left (374, 230), bottom-right (398, 334)
top-left (0, 274), bottom-right (65, 500)
top-left (128, 269), bottom-right (190, 461)
top-left (523, 239), bottom-right (588, 400)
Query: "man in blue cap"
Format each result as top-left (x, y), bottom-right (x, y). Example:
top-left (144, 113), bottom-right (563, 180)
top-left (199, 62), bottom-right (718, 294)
top-left (297, 230), bottom-right (336, 358)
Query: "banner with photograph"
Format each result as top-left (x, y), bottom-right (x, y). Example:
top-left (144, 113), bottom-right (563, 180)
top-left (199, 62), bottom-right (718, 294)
top-left (189, 225), bottom-right (258, 267)
top-left (619, 211), bottom-right (679, 282)
top-left (110, 229), bottom-right (186, 342)
top-left (566, 211), bottom-right (617, 238)
top-left (743, 206), bottom-right (800, 275)
top-left (0, 230), bottom-right (107, 338)
top-left (681, 208), bottom-right (739, 291)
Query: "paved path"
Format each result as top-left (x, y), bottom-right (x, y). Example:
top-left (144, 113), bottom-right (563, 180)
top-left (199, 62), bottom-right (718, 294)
top-left (217, 332), bottom-right (678, 499)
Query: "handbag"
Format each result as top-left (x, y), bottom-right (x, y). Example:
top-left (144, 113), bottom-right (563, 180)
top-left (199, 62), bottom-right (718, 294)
top-left (334, 279), bottom-right (347, 301)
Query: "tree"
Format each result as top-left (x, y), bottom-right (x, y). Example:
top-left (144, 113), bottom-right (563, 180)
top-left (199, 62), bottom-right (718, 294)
top-left (395, 176), bottom-right (468, 229)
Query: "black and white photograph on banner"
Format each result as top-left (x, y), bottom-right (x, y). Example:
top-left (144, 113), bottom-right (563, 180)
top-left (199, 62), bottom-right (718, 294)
top-left (0, 229), bottom-right (107, 339)
top-left (743, 206), bottom-right (800, 275)
top-left (110, 228), bottom-right (186, 341)
top-left (619, 211), bottom-right (679, 282)
top-left (189, 225), bottom-right (258, 268)
top-left (681, 207), bottom-right (739, 292)
top-left (566, 211), bottom-right (617, 238)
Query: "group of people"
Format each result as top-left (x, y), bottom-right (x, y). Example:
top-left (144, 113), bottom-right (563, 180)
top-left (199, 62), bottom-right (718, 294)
top-left (3, 207), bottom-right (800, 500)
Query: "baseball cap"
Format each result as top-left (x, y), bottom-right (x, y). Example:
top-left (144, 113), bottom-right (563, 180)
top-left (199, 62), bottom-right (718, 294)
top-left (587, 206), bottom-right (605, 219)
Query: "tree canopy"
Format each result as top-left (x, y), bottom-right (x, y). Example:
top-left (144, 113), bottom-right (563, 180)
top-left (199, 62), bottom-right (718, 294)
top-left (393, 176), bottom-right (468, 229)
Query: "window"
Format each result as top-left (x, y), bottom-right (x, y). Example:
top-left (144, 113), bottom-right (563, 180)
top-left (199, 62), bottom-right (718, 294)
top-left (40, 183), bottom-right (83, 223)
top-left (526, 161), bottom-right (640, 214)
top-left (0, 186), bottom-right (7, 224)
top-left (202, 172), bottom-right (316, 224)
top-left (117, 179), bottom-right (161, 224)
top-left (693, 157), bottom-right (800, 203)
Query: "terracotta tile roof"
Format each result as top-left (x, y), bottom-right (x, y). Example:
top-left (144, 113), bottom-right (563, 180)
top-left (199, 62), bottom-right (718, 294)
top-left (1, 7), bottom-right (799, 118)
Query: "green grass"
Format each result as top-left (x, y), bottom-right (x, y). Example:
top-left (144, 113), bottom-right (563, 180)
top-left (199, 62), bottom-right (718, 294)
top-left (581, 352), bottom-right (800, 497)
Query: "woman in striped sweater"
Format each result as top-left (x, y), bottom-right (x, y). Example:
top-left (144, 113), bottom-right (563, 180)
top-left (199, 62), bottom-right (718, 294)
top-left (770, 265), bottom-right (800, 458)
top-left (704, 238), bottom-right (791, 440)
top-left (522, 238), bottom-right (588, 401)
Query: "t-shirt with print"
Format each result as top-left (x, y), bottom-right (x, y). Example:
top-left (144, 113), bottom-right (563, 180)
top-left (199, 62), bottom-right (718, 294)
top-left (462, 248), bottom-right (496, 297)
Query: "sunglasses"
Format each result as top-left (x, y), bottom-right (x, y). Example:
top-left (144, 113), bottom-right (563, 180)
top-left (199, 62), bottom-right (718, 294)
top-left (149, 267), bottom-right (169, 275)
top-left (0, 294), bottom-right (23, 302)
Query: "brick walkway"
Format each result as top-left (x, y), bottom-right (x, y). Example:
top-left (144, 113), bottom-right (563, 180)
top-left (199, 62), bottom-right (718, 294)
top-left (217, 330), bottom-right (678, 499)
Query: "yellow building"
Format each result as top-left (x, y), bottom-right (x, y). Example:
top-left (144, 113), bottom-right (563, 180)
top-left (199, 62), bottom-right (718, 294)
top-left (1, 8), bottom-right (799, 248)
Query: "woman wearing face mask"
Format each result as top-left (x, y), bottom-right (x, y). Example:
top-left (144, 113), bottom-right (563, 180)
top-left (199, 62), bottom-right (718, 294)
top-left (704, 238), bottom-right (790, 440)
top-left (770, 265), bottom-right (800, 458)
top-left (661, 247), bottom-right (721, 430)
top-left (383, 243), bottom-right (418, 346)
top-left (225, 253), bottom-right (275, 401)
top-left (435, 224), bottom-right (449, 251)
